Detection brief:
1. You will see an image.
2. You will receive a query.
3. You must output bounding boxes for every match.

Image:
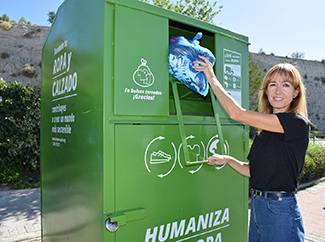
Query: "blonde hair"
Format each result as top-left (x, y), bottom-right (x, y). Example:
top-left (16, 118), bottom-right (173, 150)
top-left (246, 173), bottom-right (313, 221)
top-left (258, 63), bottom-right (308, 118)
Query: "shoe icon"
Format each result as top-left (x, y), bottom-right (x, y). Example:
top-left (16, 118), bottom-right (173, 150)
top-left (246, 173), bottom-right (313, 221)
top-left (150, 150), bottom-right (172, 164)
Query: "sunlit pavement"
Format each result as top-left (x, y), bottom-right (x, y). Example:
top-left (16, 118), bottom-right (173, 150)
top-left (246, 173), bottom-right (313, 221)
top-left (1, 180), bottom-right (324, 242)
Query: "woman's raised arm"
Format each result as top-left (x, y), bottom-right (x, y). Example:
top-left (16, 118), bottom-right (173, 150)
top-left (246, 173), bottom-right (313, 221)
top-left (192, 55), bottom-right (284, 133)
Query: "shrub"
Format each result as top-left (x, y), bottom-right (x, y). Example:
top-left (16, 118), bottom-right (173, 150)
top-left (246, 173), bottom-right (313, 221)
top-left (0, 21), bottom-right (12, 30)
top-left (299, 143), bottom-right (325, 183)
top-left (18, 17), bottom-right (26, 25)
top-left (22, 64), bottom-right (37, 78)
top-left (0, 80), bottom-right (40, 184)
top-left (1, 52), bottom-right (9, 59)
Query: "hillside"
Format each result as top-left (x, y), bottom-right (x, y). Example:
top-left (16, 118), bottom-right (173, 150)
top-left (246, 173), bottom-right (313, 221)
top-left (0, 23), bottom-right (49, 88)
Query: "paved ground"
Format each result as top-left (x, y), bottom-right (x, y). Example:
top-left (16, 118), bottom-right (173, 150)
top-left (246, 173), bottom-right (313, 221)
top-left (297, 180), bottom-right (325, 242)
top-left (0, 180), bottom-right (324, 242)
top-left (0, 188), bottom-right (40, 242)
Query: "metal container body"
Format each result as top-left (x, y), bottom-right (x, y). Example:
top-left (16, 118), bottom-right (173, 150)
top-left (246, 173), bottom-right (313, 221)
top-left (41, 0), bottom-right (250, 241)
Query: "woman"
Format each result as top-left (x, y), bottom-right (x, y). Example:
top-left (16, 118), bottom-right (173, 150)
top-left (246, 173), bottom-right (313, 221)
top-left (192, 56), bottom-right (310, 242)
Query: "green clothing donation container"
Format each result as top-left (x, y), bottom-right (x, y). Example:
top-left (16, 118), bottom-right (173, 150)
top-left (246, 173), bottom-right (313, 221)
top-left (41, 0), bottom-right (250, 241)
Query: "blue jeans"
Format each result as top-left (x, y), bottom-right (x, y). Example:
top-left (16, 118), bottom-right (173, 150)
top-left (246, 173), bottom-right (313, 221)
top-left (249, 191), bottom-right (304, 242)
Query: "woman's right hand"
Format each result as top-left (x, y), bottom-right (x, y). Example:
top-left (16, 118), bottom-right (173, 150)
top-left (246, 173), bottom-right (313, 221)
top-left (192, 55), bottom-right (216, 81)
top-left (207, 154), bottom-right (250, 177)
top-left (206, 154), bottom-right (228, 166)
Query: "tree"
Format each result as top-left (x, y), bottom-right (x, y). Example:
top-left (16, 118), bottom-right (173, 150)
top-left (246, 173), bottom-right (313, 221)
top-left (258, 48), bottom-right (265, 54)
top-left (47, 11), bottom-right (56, 24)
top-left (18, 17), bottom-right (26, 24)
top-left (146, 0), bottom-right (174, 10)
top-left (1, 13), bottom-right (9, 22)
top-left (290, 51), bottom-right (305, 59)
top-left (141, 0), bottom-right (223, 24)
top-left (248, 54), bottom-right (264, 137)
top-left (248, 54), bottom-right (264, 112)
top-left (173, 0), bottom-right (222, 23)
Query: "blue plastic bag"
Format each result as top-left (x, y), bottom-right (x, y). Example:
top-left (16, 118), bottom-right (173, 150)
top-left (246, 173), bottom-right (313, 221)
top-left (168, 32), bottom-right (215, 96)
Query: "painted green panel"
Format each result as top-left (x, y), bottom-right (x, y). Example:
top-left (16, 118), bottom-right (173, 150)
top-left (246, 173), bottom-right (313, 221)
top-left (114, 124), bottom-right (248, 241)
top-left (41, 0), bottom-right (105, 241)
top-left (103, 1), bottom-right (116, 236)
top-left (114, 6), bottom-right (169, 116)
top-left (214, 34), bottom-right (250, 119)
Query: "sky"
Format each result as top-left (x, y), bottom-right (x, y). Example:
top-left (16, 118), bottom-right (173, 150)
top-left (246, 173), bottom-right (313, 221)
top-left (1, 0), bottom-right (324, 61)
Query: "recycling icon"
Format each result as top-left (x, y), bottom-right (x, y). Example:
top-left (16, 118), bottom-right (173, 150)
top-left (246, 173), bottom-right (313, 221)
top-left (144, 134), bottom-right (229, 178)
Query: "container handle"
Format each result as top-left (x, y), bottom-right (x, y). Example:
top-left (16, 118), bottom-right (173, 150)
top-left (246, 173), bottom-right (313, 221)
top-left (171, 81), bottom-right (224, 166)
top-left (210, 89), bottom-right (225, 156)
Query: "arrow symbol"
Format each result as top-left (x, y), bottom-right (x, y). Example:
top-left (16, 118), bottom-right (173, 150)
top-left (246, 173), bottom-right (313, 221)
top-left (145, 136), bottom-right (165, 173)
top-left (215, 164), bottom-right (226, 170)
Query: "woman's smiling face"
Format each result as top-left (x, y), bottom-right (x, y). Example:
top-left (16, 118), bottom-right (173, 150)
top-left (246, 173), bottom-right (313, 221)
top-left (265, 72), bottom-right (300, 114)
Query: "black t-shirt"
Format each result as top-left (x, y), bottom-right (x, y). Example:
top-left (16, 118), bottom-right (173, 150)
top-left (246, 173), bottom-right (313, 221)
top-left (248, 113), bottom-right (310, 192)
